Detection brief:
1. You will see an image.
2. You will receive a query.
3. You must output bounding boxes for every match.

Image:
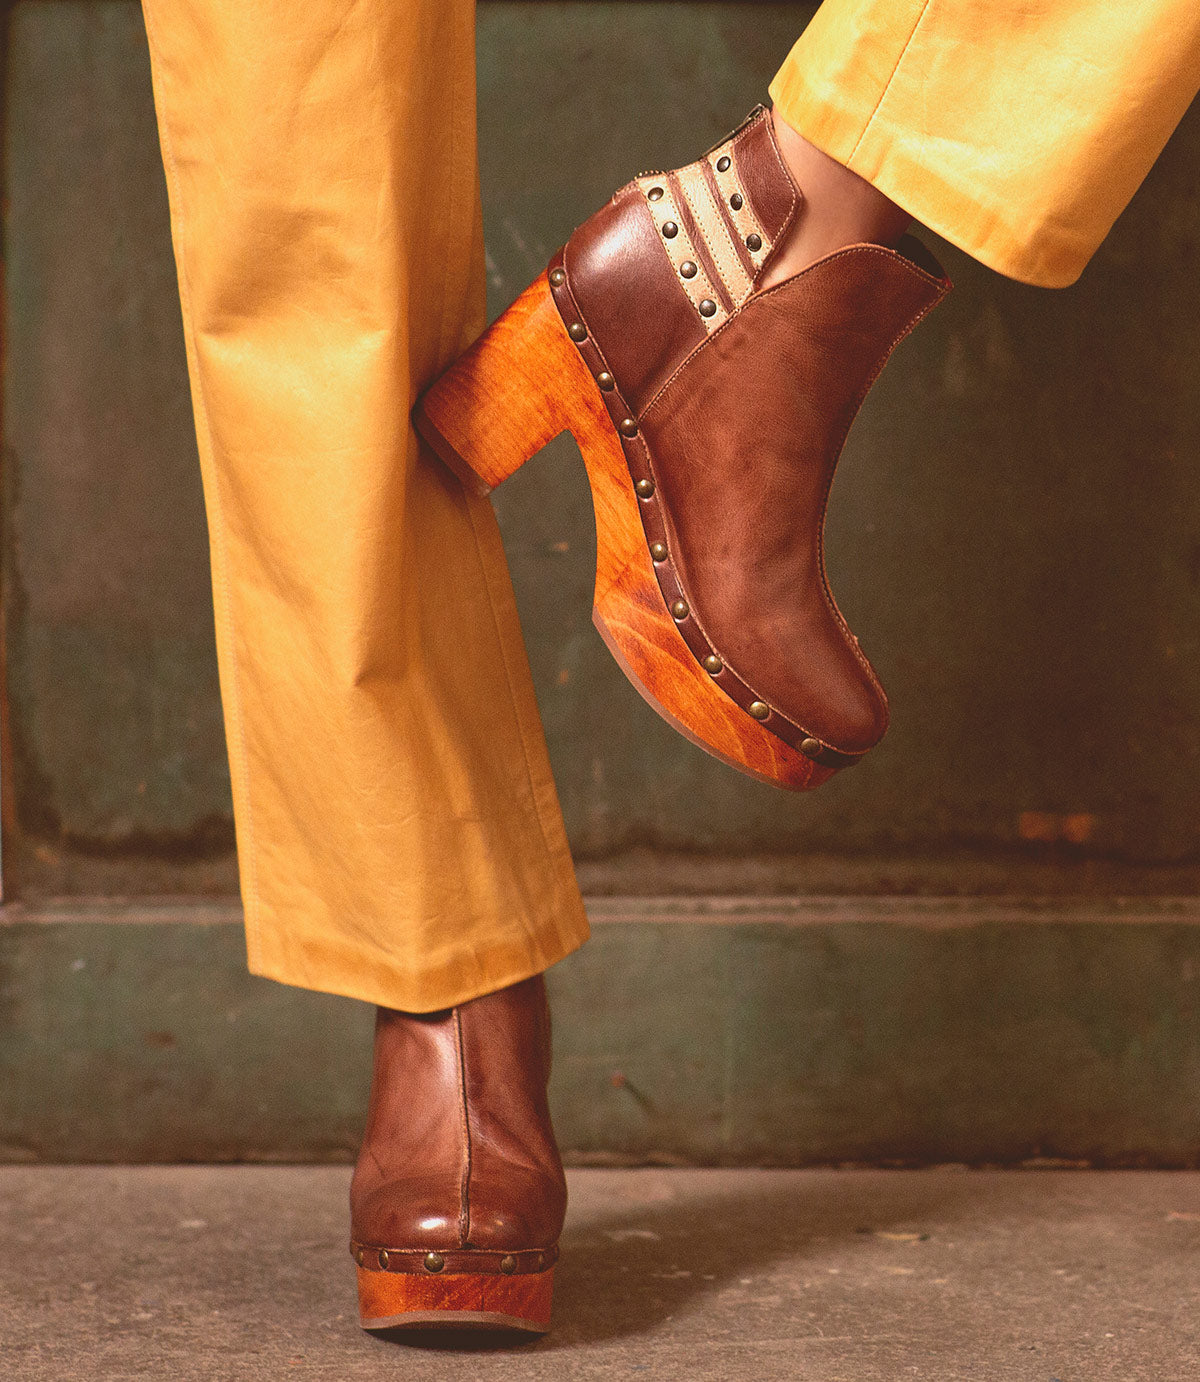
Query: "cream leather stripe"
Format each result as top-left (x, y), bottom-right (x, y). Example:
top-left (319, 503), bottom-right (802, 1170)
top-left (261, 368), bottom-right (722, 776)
top-left (710, 145), bottom-right (770, 279)
top-left (675, 162), bottom-right (752, 305)
top-left (637, 175), bottom-right (728, 333)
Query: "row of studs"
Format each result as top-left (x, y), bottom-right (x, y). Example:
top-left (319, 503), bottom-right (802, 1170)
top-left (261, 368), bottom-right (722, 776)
top-left (636, 176), bottom-right (727, 331)
top-left (637, 145), bottom-right (770, 325)
top-left (355, 1245), bottom-right (549, 1275)
top-left (673, 161), bottom-right (752, 303)
top-left (552, 266), bottom-right (641, 440)
top-left (548, 265), bottom-right (826, 760)
top-left (709, 147), bottom-right (770, 281)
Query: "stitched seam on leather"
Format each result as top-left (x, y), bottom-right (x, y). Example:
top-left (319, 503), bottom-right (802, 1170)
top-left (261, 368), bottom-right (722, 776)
top-left (365, 1144), bottom-right (390, 1184)
top-left (640, 184), bottom-right (722, 325)
top-left (638, 249), bottom-right (947, 749)
top-left (677, 161), bottom-right (752, 305)
top-left (634, 178), bottom-right (723, 329)
top-left (669, 172), bottom-right (732, 317)
top-left (453, 1008), bottom-right (472, 1247)
top-left (741, 108), bottom-right (800, 281)
top-left (810, 287), bottom-right (948, 714)
top-left (553, 263), bottom-right (821, 766)
top-left (706, 158), bottom-right (759, 278)
top-left (627, 430), bottom-right (824, 765)
top-left (555, 249), bottom-right (664, 432)
top-left (678, 164), bottom-right (746, 302)
top-left (813, 443), bottom-right (886, 712)
top-left (704, 156), bottom-right (761, 283)
top-left (554, 254), bottom-right (630, 408)
top-left (642, 244), bottom-right (944, 421)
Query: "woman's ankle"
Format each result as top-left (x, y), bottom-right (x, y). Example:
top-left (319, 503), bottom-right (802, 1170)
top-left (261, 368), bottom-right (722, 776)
top-left (760, 106), bottom-right (912, 289)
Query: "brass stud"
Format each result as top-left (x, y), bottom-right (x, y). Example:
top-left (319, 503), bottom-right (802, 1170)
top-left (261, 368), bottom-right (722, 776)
top-left (377, 1249), bottom-right (390, 1269)
top-left (424, 1251), bottom-right (445, 1273)
top-left (500, 1255), bottom-right (517, 1275)
top-left (716, 155), bottom-right (731, 172)
top-left (568, 322), bottom-right (587, 342)
top-left (680, 260), bottom-right (697, 280)
top-left (730, 192), bottom-right (744, 211)
top-left (699, 299), bottom-right (717, 318)
top-left (746, 233), bottom-right (763, 252)
top-left (748, 700), bottom-right (770, 721)
top-left (549, 267), bottom-right (566, 286)
top-left (597, 371), bottom-right (615, 391)
top-left (354, 1248), bottom-right (365, 1267)
top-left (671, 599), bottom-right (689, 621)
top-left (618, 417), bottom-right (638, 438)
top-left (635, 478), bottom-right (655, 499)
top-left (648, 186), bottom-right (665, 201)
top-left (800, 737), bottom-right (823, 758)
top-left (703, 654), bottom-right (723, 675)
top-left (662, 221), bottom-right (679, 239)
top-left (536, 1253), bottom-right (546, 1270)
top-left (650, 542), bottom-right (667, 563)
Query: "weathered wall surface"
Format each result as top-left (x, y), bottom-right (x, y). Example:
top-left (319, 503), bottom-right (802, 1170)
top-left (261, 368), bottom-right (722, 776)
top-left (4, 3), bottom-right (1200, 1167)
top-left (5, 899), bottom-right (1200, 1166)
top-left (5, 2), bottom-right (1200, 888)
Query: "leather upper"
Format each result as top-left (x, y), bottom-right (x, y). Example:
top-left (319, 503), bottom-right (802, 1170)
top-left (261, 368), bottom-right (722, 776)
top-left (555, 106), bottom-right (950, 757)
top-left (565, 106), bottom-right (801, 416)
top-left (640, 245), bottom-right (947, 752)
top-left (350, 975), bottom-right (566, 1261)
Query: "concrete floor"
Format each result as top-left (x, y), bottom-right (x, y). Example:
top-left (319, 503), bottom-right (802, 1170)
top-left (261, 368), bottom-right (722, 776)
top-left (2, 1167), bottom-right (1198, 1380)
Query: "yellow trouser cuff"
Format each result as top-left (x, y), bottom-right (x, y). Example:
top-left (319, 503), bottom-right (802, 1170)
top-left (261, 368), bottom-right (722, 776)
top-left (769, 0), bottom-right (1200, 289)
top-left (768, 66), bottom-right (1091, 288)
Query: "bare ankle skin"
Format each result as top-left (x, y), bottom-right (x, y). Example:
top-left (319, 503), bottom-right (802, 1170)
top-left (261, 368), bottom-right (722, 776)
top-left (760, 106), bottom-right (912, 290)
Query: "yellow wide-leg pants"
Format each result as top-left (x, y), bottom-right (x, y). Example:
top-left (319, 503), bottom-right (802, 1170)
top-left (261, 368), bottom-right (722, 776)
top-left (772, 1), bottom-right (1200, 287)
top-left (140, 0), bottom-right (589, 1013)
top-left (141, 0), bottom-right (1198, 1012)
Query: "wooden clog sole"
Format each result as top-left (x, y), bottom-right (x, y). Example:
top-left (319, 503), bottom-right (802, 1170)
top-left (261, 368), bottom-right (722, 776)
top-left (357, 1265), bottom-right (554, 1334)
top-left (414, 272), bottom-right (829, 792)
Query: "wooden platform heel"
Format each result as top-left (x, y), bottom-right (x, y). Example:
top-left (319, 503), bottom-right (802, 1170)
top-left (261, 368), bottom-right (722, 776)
top-left (355, 1250), bottom-right (555, 1334)
top-left (414, 271), bottom-right (833, 791)
top-left (415, 106), bottom-right (951, 787)
top-left (414, 270), bottom-right (582, 496)
top-left (350, 980), bottom-right (567, 1339)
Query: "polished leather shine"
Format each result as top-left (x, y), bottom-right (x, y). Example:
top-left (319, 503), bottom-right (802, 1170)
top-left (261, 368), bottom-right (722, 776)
top-left (565, 184), bottom-right (707, 408)
top-left (349, 975), bottom-right (565, 1275)
top-left (555, 107), bottom-right (950, 760)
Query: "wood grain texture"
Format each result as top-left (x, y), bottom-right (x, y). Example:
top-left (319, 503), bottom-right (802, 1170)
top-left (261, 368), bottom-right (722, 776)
top-left (357, 1265), bottom-right (554, 1333)
top-left (414, 272), bottom-right (829, 791)
top-left (414, 273), bottom-right (578, 494)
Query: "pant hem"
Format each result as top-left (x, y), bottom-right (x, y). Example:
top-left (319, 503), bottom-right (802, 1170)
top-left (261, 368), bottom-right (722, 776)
top-left (246, 895), bottom-right (591, 1013)
top-left (769, 73), bottom-right (1094, 288)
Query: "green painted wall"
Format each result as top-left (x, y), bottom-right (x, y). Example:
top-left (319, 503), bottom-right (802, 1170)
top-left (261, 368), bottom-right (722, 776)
top-left (4, 2), bottom-right (1200, 888)
top-left (4, 4), bottom-right (1200, 1168)
top-left (3, 901), bottom-right (1198, 1166)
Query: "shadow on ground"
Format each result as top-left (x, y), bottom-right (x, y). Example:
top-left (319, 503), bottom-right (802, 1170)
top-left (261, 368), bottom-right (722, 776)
top-left (376, 1167), bottom-right (1025, 1353)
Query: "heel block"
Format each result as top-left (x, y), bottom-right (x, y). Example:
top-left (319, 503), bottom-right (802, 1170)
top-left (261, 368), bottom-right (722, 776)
top-left (414, 269), bottom-right (591, 494)
top-left (357, 1264), bottom-right (555, 1333)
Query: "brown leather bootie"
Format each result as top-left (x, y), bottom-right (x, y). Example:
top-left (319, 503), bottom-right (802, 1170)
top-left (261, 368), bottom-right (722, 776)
top-left (416, 105), bottom-right (950, 789)
top-left (349, 975), bottom-right (564, 1333)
